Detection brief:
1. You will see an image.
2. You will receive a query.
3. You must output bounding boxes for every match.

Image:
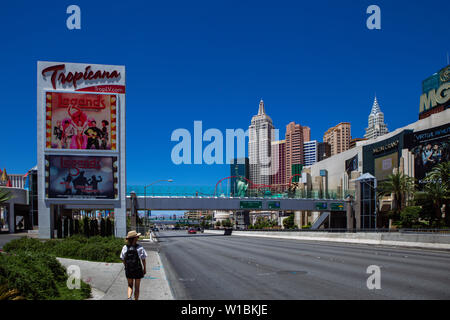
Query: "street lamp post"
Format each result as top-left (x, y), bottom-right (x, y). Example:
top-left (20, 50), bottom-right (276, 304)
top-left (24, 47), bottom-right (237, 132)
top-left (144, 179), bottom-right (173, 223)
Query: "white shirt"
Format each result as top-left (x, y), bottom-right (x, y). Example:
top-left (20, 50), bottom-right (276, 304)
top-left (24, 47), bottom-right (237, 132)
top-left (120, 244), bottom-right (148, 260)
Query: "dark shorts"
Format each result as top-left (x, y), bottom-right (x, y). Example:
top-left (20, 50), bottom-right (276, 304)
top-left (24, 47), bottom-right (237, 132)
top-left (125, 267), bottom-right (144, 279)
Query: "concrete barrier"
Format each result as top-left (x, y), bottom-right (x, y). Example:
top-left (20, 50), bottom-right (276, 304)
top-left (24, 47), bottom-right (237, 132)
top-left (204, 229), bottom-right (450, 250)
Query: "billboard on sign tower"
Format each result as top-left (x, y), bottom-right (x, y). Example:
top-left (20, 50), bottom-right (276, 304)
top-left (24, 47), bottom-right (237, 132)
top-left (37, 61), bottom-right (126, 239)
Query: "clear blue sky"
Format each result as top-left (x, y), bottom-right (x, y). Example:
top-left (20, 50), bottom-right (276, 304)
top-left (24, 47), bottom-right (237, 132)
top-left (1, 0), bottom-right (449, 189)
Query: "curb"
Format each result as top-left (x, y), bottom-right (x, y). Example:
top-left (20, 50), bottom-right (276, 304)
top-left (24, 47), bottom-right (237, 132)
top-left (204, 230), bottom-right (450, 251)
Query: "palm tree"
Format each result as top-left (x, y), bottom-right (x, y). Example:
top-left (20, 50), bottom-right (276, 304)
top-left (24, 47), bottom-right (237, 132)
top-left (424, 161), bottom-right (449, 189)
top-left (0, 188), bottom-right (12, 204)
top-left (423, 182), bottom-right (449, 222)
top-left (378, 171), bottom-right (415, 214)
top-left (423, 162), bottom-right (450, 226)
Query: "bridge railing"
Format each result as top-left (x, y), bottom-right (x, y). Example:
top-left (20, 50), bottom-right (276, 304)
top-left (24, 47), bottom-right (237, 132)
top-left (126, 185), bottom-right (355, 200)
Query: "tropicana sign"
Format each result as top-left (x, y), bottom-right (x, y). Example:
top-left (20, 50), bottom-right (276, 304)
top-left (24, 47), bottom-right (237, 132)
top-left (41, 64), bottom-right (121, 89)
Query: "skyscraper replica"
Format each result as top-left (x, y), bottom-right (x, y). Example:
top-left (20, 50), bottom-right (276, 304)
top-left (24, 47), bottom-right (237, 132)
top-left (248, 100), bottom-right (275, 187)
top-left (364, 96), bottom-right (389, 140)
top-left (323, 122), bottom-right (351, 156)
top-left (285, 121), bottom-right (306, 183)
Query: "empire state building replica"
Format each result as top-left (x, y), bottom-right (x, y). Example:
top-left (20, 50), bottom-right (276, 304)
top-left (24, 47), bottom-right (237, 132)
top-left (364, 96), bottom-right (389, 140)
top-left (248, 100), bottom-right (275, 187)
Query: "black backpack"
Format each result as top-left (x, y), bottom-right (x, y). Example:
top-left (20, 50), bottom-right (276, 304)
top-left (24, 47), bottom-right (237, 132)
top-left (124, 245), bottom-right (142, 273)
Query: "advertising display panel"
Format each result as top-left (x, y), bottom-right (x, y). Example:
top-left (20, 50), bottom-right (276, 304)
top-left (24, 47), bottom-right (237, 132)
top-left (406, 123), bottom-right (450, 187)
top-left (46, 92), bottom-right (117, 150)
top-left (374, 152), bottom-right (398, 181)
top-left (37, 61), bottom-right (126, 238)
top-left (362, 130), bottom-right (407, 182)
top-left (345, 154), bottom-right (358, 176)
top-left (45, 155), bottom-right (118, 199)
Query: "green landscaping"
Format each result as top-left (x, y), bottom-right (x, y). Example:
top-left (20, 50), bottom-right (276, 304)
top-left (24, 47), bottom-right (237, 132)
top-left (0, 251), bottom-right (91, 300)
top-left (0, 235), bottom-right (125, 300)
top-left (3, 235), bottom-right (124, 263)
top-left (378, 162), bottom-right (450, 228)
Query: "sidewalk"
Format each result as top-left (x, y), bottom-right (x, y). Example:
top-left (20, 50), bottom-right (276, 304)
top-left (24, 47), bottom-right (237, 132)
top-left (57, 250), bottom-right (173, 300)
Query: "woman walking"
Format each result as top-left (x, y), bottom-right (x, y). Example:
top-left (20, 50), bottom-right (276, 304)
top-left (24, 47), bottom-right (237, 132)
top-left (120, 230), bottom-right (148, 300)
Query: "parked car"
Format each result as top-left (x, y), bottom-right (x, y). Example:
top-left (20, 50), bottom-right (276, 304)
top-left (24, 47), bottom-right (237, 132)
top-left (188, 228), bottom-right (197, 234)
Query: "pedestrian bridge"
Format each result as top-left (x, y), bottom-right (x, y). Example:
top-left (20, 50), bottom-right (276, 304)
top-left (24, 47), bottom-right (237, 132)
top-left (125, 185), bottom-right (352, 211)
top-left (126, 196), bottom-right (349, 212)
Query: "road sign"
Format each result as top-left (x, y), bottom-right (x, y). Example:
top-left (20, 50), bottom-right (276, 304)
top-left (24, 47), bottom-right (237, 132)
top-left (330, 203), bottom-right (345, 211)
top-left (268, 201), bottom-right (281, 209)
top-left (315, 202), bottom-right (327, 210)
top-left (240, 201), bottom-right (262, 209)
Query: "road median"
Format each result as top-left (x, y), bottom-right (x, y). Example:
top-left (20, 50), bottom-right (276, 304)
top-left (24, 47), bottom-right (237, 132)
top-left (204, 229), bottom-right (450, 250)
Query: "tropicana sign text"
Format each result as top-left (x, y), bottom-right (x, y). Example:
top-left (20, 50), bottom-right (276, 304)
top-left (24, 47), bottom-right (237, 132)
top-left (41, 64), bottom-right (121, 90)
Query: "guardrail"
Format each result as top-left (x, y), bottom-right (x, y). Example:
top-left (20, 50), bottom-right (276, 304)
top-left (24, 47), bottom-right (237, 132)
top-left (210, 228), bottom-right (450, 234)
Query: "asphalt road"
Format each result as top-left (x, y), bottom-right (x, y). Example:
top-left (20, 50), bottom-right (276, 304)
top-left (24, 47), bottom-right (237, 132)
top-left (157, 230), bottom-right (450, 300)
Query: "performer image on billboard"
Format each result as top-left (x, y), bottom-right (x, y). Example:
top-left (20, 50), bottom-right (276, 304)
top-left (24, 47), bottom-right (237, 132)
top-left (47, 155), bottom-right (117, 199)
top-left (47, 92), bottom-right (117, 150)
top-left (53, 120), bottom-right (63, 148)
top-left (58, 170), bottom-right (105, 196)
top-left (73, 171), bottom-right (90, 195)
top-left (85, 119), bottom-right (103, 150)
top-left (61, 118), bottom-right (75, 149)
top-left (89, 175), bottom-right (103, 193)
top-left (61, 173), bottom-right (73, 195)
top-left (101, 120), bottom-right (109, 150)
top-left (69, 106), bottom-right (89, 149)
top-left (411, 139), bottom-right (449, 186)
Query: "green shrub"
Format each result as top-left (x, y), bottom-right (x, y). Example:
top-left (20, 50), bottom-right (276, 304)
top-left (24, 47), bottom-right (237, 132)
top-left (0, 251), bottom-right (90, 300)
top-left (283, 214), bottom-right (295, 229)
top-left (398, 206), bottom-right (423, 228)
top-left (2, 237), bottom-right (45, 253)
top-left (4, 235), bottom-right (123, 263)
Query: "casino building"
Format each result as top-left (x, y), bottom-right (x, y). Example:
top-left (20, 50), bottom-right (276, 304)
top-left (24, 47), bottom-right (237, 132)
top-left (298, 64), bottom-right (450, 229)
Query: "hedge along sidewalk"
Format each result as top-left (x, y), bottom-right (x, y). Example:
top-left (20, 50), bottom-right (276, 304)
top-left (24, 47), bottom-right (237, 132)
top-left (2, 236), bottom-right (124, 263)
top-left (57, 250), bottom-right (174, 300)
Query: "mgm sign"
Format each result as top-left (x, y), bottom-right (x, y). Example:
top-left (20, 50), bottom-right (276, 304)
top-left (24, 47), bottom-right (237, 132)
top-left (419, 65), bottom-right (450, 119)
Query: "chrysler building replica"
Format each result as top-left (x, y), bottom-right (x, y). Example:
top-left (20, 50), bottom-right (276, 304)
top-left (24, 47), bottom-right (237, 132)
top-left (364, 96), bottom-right (388, 140)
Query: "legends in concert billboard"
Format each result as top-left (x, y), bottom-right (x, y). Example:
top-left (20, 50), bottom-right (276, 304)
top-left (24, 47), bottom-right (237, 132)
top-left (45, 155), bottom-right (118, 199)
top-left (45, 92), bottom-right (117, 150)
